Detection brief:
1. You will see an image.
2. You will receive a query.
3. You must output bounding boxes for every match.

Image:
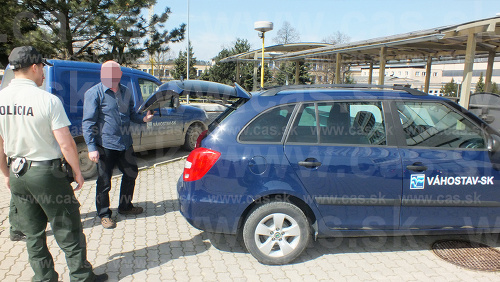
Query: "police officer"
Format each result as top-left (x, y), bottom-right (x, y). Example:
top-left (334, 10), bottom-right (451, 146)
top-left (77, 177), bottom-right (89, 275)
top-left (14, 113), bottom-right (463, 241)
top-left (0, 46), bottom-right (107, 281)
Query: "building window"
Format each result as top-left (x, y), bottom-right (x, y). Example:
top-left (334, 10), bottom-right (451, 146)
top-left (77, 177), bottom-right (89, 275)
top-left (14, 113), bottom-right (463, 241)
top-left (415, 72), bottom-right (420, 76)
top-left (433, 72), bottom-right (438, 76)
top-left (422, 72), bottom-right (426, 76)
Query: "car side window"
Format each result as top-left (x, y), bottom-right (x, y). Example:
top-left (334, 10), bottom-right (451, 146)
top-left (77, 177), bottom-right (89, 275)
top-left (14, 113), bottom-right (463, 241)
top-left (239, 105), bottom-right (294, 143)
top-left (287, 103), bottom-right (318, 143)
top-left (396, 102), bottom-right (485, 148)
top-left (287, 102), bottom-right (386, 145)
top-left (139, 78), bottom-right (157, 102)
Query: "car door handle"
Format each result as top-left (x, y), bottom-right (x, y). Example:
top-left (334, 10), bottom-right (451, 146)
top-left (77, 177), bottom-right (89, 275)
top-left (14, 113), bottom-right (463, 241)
top-left (407, 162), bottom-right (427, 172)
top-left (298, 159), bottom-right (322, 168)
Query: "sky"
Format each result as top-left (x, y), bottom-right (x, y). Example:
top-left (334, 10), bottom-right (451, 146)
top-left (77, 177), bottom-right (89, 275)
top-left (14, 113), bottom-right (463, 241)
top-left (153, 0), bottom-right (500, 61)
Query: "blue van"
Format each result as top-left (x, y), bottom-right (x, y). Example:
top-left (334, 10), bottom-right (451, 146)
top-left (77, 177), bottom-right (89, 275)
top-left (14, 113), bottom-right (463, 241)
top-left (1, 60), bottom-right (208, 178)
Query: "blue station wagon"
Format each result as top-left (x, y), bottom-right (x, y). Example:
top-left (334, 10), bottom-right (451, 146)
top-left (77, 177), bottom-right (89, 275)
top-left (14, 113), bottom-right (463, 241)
top-left (177, 83), bottom-right (500, 265)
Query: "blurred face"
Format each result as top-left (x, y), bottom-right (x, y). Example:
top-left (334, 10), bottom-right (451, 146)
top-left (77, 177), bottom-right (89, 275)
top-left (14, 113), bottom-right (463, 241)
top-left (101, 61), bottom-right (122, 90)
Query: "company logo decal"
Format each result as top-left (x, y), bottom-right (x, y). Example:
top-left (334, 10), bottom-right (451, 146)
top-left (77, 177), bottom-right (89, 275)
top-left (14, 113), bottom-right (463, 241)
top-left (410, 174), bottom-right (494, 189)
top-left (410, 174), bottom-right (425, 189)
top-left (427, 176), bottom-right (494, 186)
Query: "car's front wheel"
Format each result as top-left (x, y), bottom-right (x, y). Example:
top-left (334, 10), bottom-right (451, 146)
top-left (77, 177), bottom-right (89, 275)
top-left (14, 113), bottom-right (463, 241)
top-left (243, 201), bottom-right (311, 265)
top-left (183, 123), bottom-right (203, 151)
top-left (77, 142), bottom-right (97, 179)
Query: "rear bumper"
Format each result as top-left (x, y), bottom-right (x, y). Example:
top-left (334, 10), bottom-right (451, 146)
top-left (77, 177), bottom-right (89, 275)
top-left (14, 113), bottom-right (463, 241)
top-left (177, 176), bottom-right (241, 234)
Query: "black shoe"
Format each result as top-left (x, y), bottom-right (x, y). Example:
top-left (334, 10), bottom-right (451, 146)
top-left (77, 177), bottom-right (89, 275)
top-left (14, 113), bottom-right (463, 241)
top-left (94, 273), bottom-right (108, 282)
top-left (10, 231), bottom-right (26, 241)
top-left (118, 206), bottom-right (143, 215)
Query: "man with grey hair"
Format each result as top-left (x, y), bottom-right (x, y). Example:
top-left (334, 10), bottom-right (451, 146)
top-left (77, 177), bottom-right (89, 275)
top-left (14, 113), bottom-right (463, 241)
top-left (83, 60), bottom-right (154, 229)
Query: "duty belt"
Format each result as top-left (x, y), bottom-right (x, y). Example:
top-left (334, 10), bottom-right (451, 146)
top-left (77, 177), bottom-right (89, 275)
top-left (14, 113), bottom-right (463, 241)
top-left (8, 158), bottom-right (62, 167)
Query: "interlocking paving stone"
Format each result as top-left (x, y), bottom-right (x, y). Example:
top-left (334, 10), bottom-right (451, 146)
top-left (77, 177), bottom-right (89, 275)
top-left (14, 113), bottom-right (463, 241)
top-left (1, 157), bottom-right (500, 281)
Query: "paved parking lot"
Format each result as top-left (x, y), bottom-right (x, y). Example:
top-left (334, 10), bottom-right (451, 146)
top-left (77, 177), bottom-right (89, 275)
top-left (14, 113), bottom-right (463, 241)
top-left (1, 151), bottom-right (500, 281)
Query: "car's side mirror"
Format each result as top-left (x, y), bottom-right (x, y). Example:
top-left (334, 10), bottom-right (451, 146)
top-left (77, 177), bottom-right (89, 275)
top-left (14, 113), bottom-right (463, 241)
top-left (487, 134), bottom-right (500, 152)
top-left (480, 114), bottom-right (495, 124)
top-left (171, 96), bottom-right (180, 109)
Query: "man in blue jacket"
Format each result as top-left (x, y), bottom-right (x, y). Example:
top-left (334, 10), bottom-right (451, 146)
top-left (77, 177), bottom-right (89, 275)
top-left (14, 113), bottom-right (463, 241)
top-left (82, 60), bottom-right (154, 229)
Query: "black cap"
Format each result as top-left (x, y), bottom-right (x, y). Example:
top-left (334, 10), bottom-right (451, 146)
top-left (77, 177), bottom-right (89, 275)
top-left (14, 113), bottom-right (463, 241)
top-left (8, 46), bottom-right (52, 70)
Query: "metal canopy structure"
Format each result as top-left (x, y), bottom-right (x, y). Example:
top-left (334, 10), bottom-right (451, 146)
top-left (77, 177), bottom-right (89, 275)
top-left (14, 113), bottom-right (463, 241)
top-left (221, 16), bottom-right (500, 109)
top-left (220, 42), bottom-right (333, 62)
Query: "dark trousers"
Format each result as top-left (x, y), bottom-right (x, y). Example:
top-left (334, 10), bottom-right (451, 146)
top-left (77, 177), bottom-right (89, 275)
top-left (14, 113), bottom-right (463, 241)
top-left (10, 164), bottom-right (94, 282)
top-left (96, 146), bottom-right (138, 218)
top-left (9, 198), bottom-right (22, 235)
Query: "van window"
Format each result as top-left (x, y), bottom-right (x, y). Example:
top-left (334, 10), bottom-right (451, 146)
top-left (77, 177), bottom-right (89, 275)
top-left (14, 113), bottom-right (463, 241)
top-left (139, 78), bottom-right (157, 101)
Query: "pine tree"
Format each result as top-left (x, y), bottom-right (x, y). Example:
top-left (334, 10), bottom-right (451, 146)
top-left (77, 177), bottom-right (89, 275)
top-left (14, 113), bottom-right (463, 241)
top-left (491, 82), bottom-right (499, 94)
top-left (1, 1), bottom-right (185, 64)
top-left (273, 62), bottom-right (311, 85)
top-left (440, 79), bottom-right (458, 97)
top-left (201, 38), bottom-right (259, 91)
top-left (172, 43), bottom-right (197, 80)
top-left (475, 72), bottom-right (485, 93)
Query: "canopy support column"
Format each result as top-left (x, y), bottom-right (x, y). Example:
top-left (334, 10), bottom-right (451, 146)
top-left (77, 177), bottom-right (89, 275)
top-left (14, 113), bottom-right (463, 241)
top-left (485, 50), bottom-right (495, 92)
top-left (335, 53), bottom-right (342, 84)
top-left (236, 60), bottom-right (241, 85)
top-left (368, 62), bottom-right (373, 84)
top-left (295, 61), bottom-right (300, 85)
top-left (424, 56), bottom-right (432, 93)
top-left (378, 47), bottom-right (387, 85)
top-left (459, 32), bottom-right (477, 109)
top-left (252, 52), bottom-right (258, 91)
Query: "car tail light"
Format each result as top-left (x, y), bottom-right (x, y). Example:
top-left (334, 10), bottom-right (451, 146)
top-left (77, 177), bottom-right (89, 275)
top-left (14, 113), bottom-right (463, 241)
top-left (195, 130), bottom-right (208, 149)
top-left (183, 147), bottom-right (221, 182)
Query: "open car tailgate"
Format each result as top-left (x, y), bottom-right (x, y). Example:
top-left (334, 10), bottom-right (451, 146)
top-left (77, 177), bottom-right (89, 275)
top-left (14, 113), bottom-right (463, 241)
top-left (138, 80), bottom-right (251, 113)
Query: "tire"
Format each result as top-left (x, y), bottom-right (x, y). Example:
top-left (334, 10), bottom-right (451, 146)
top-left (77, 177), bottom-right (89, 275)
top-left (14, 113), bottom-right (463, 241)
top-left (243, 201), bottom-right (311, 265)
top-left (182, 123), bottom-right (203, 151)
top-left (77, 142), bottom-right (97, 179)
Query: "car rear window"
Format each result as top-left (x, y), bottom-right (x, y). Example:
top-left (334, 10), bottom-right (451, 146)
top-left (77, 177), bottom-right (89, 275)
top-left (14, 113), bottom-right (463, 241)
top-left (239, 105), bottom-right (295, 143)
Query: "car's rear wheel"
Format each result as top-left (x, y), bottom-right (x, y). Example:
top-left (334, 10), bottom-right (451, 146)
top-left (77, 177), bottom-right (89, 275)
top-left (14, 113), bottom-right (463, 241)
top-left (77, 142), bottom-right (97, 179)
top-left (243, 201), bottom-right (311, 265)
top-left (183, 123), bottom-right (203, 151)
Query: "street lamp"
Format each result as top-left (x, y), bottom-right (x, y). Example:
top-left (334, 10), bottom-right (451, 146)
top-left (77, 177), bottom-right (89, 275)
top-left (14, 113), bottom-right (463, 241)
top-left (254, 21), bottom-right (273, 88)
top-left (186, 0), bottom-right (190, 81)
